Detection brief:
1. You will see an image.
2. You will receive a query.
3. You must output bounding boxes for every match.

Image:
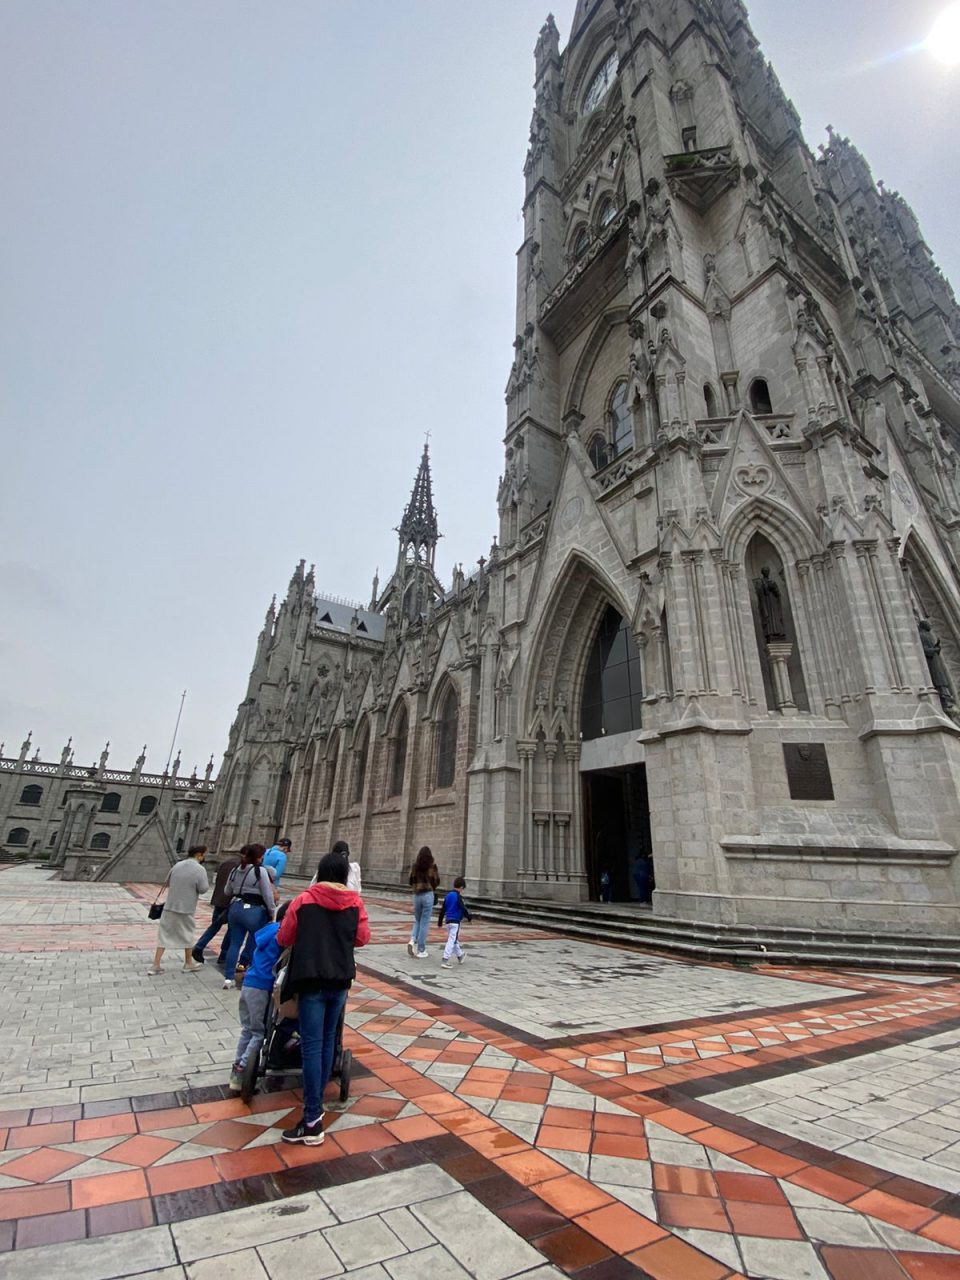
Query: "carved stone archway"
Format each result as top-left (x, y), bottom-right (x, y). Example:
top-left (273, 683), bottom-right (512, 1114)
top-left (518, 554), bottom-right (637, 899)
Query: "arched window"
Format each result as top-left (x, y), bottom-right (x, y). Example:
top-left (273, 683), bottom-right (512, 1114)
top-left (608, 381), bottom-right (634, 457)
top-left (7, 828), bottom-right (29, 846)
top-left (352, 722), bottom-right (369, 805)
top-left (100, 792), bottom-right (121, 813)
top-left (323, 733), bottom-right (340, 811)
top-left (750, 378), bottom-right (773, 415)
top-left (19, 785), bottom-right (42, 806)
top-left (573, 227), bottom-right (590, 259)
top-left (389, 703), bottom-right (408, 797)
top-left (137, 795), bottom-right (157, 816)
top-left (90, 832), bottom-right (110, 850)
top-left (588, 433), bottom-right (608, 472)
top-left (298, 743), bottom-right (315, 815)
top-left (597, 198), bottom-right (617, 230)
top-left (703, 384), bottom-right (717, 417)
top-left (435, 686), bottom-right (459, 789)
top-left (581, 606), bottom-right (643, 740)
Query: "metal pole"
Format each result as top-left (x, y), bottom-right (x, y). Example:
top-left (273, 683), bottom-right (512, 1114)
top-left (165, 690), bottom-right (187, 774)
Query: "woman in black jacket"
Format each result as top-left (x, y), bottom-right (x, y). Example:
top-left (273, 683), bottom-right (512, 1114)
top-left (277, 851), bottom-right (370, 1145)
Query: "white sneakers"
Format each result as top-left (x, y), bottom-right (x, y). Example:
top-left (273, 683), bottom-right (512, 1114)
top-left (222, 979), bottom-right (235, 989)
top-left (407, 940), bottom-right (416, 957)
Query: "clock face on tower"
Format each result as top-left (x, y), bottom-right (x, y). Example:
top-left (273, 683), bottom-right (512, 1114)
top-left (582, 52), bottom-right (617, 114)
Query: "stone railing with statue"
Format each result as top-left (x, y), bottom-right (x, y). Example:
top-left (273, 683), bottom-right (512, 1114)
top-left (0, 754), bottom-right (216, 792)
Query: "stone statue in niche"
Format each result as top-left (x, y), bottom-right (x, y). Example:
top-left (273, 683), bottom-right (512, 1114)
top-left (918, 619), bottom-right (956, 711)
top-left (754, 568), bottom-right (786, 642)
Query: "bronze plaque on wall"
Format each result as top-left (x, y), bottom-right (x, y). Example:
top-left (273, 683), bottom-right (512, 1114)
top-left (783, 743), bottom-right (834, 801)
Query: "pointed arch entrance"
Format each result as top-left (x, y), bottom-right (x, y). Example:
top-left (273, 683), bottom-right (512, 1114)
top-left (520, 556), bottom-right (653, 904)
top-left (579, 605), bottom-right (652, 904)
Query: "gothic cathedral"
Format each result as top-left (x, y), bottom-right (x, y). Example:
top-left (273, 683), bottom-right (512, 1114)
top-left (204, 0), bottom-right (960, 933)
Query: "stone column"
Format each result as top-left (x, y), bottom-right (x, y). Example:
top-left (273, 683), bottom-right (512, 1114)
top-left (532, 812), bottom-right (549, 878)
top-left (766, 642), bottom-right (797, 713)
top-left (544, 742), bottom-right (557, 875)
top-left (517, 742), bottom-right (536, 879)
top-left (565, 743), bottom-right (581, 879)
top-left (553, 813), bottom-right (570, 880)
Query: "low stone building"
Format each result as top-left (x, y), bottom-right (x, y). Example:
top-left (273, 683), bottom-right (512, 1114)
top-left (0, 734), bottom-right (215, 879)
top-left (203, 0), bottom-right (960, 934)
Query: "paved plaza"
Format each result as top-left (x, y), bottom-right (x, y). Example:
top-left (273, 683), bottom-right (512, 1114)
top-left (2, 868), bottom-right (960, 1278)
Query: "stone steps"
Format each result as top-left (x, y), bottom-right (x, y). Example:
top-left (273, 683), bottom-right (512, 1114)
top-left (366, 884), bottom-right (960, 974)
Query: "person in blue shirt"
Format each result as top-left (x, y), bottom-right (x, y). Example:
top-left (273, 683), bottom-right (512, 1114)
top-left (228, 902), bottom-right (287, 1092)
top-left (438, 876), bottom-right (471, 969)
top-left (262, 837), bottom-right (291, 886)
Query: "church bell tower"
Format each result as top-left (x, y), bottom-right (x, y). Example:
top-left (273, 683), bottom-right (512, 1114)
top-left (476, 0), bottom-right (960, 927)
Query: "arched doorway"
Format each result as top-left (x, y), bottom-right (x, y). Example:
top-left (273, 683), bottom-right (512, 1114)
top-left (579, 605), bottom-right (653, 904)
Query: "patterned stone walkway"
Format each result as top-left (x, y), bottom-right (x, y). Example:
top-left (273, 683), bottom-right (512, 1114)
top-left (2, 865), bottom-right (960, 1278)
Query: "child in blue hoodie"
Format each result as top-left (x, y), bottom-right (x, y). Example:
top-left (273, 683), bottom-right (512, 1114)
top-left (228, 902), bottom-right (287, 1092)
top-left (438, 876), bottom-right (471, 969)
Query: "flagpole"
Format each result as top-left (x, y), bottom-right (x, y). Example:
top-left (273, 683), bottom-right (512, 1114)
top-left (165, 690), bottom-right (187, 775)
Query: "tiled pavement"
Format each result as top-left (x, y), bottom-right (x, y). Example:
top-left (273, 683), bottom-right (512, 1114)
top-left (2, 868), bottom-right (960, 1277)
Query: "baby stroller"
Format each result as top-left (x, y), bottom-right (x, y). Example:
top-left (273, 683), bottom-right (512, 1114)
top-left (239, 956), bottom-right (352, 1105)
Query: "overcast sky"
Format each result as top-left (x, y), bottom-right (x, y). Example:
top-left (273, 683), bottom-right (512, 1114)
top-left (2, 1), bottom-right (958, 777)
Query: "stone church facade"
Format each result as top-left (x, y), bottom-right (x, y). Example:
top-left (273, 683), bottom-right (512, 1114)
top-left (204, 0), bottom-right (960, 933)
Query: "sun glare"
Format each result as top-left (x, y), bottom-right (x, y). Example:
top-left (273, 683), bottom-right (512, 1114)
top-left (928, 3), bottom-right (960, 64)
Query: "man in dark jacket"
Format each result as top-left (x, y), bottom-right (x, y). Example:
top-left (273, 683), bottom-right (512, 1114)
top-left (277, 849), bottom-right (370, 1144)
top-left (191, 853), bottom-right (240, 965)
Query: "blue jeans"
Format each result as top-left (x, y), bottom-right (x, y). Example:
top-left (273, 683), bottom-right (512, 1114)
top-left (224, 901), bottom-right (268, 979)
top-left (193, 904), bottom-right (229, 961)
top-left (411, 891), bottom-right (434, 953)
top-left (220, 921), bottom-right (255, 968)
top-left (299, 987), bottom-right (348, 1125)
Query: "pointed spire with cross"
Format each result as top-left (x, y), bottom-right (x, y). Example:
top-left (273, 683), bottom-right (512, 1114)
top-left (396, 438), bottom-right (439, 566)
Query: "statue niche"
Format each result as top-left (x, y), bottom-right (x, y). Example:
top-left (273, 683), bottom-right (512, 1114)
top-left (919, 619), bottom-right (957, 714)
top-left (746, 534), bottom-right (809, 713)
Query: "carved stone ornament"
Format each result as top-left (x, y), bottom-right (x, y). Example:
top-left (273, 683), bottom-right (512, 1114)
top-left (891, 471), bottom-right (917, 513)
top-left (733, 464), bottom-right (772, 497)
top-left (560, 497), bottom-right (584, 529)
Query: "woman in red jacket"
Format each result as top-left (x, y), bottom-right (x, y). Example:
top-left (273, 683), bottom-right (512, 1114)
top-left (277, 849), bottom-right (370, 1145)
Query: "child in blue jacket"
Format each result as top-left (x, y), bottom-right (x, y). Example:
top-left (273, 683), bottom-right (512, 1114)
top-left (438, 876), bottom-right (471, 969)
top-left (228, 902), bottom-right (287, 1091)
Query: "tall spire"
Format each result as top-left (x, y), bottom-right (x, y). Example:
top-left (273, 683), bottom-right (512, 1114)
top-left (396, 441), bottom-right (439, 570)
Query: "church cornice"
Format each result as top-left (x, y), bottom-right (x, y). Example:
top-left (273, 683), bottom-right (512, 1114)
top-left (522, 177), bottom-right (561, 212)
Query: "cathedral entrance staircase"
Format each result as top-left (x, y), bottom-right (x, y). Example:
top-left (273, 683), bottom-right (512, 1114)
top-left (365, 886), bottom-right (960, 974)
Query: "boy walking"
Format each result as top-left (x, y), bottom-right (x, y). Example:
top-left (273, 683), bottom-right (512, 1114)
top-left (228, 903), bottom-right (287, 1092)
top-left (438, 876), bottom-right (471, 969)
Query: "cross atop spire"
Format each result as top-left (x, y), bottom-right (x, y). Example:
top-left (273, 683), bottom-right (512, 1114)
top-left (397, 441), bottom-right (439, 566)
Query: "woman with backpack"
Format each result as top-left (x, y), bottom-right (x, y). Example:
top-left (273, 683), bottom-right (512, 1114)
top-left (407, 845), bottom-right (439, 959)
top-left (221, 843), bottom-right (277, 990)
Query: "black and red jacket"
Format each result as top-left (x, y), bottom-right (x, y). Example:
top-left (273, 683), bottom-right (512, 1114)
top-left (277, 882), bottom-right (370, 993)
